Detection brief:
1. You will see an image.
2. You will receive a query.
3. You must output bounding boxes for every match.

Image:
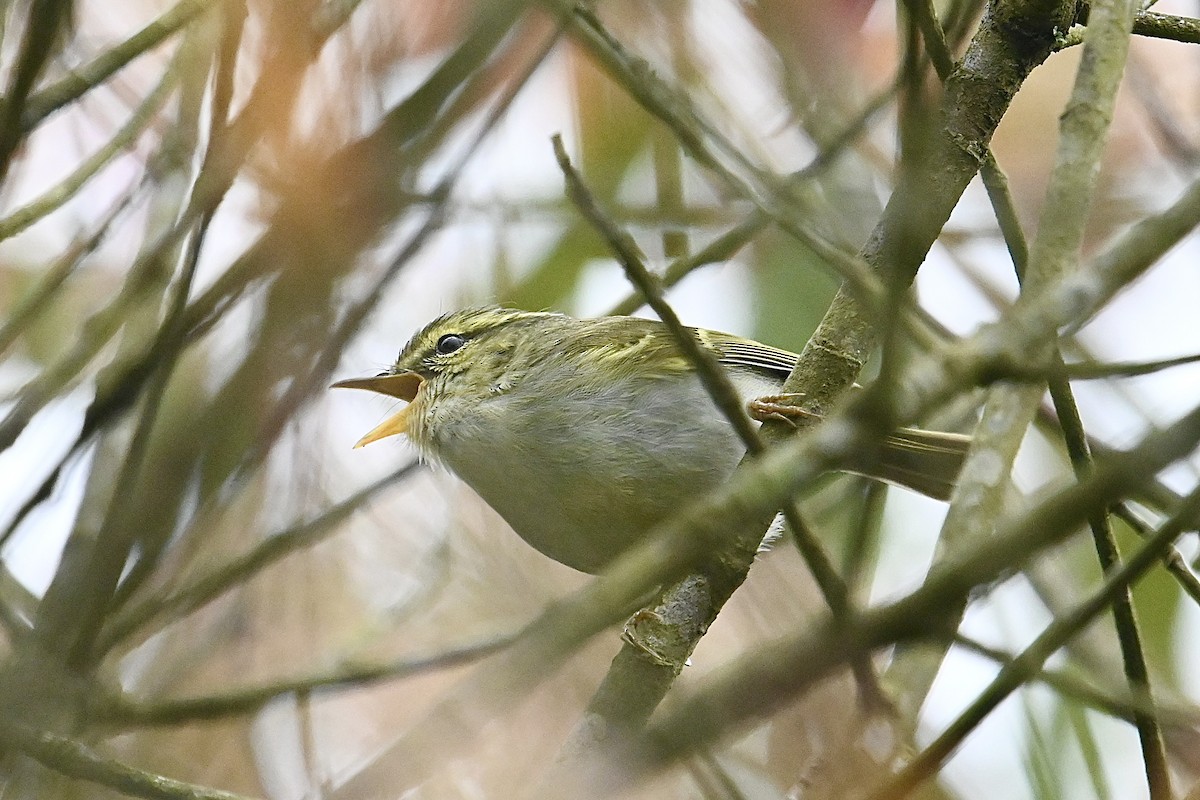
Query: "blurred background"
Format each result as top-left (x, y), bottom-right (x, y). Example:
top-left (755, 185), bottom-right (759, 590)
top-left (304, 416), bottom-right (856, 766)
top-left (0, 0), bottom-right (1199, 797)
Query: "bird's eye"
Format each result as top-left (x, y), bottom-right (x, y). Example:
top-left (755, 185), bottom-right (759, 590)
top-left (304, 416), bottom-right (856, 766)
top-left (435, 334), bottom-right (467, 355)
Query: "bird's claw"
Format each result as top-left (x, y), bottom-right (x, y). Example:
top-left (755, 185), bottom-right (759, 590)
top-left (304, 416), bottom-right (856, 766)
top-left (747, 393), bottom-right (819, 429)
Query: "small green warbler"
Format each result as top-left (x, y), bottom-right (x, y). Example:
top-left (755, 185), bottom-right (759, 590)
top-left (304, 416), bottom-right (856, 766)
top-left (334, 307), bottom-right (969, 573)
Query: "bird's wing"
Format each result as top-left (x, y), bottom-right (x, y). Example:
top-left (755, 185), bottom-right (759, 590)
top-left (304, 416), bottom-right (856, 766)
top-left (697, 328), bottom-right (800, 380)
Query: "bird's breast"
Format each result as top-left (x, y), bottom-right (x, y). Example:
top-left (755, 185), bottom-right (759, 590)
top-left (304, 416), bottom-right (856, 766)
top-left (425, 371), bottom-right (764, 572)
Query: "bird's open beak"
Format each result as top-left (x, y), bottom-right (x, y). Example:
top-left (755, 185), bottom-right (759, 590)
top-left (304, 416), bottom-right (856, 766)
top-left (331, 371), bottom-right (425, 448)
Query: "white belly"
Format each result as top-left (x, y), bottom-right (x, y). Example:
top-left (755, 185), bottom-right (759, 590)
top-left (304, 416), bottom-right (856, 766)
top-left (428, 369), bottom-right (778, 572)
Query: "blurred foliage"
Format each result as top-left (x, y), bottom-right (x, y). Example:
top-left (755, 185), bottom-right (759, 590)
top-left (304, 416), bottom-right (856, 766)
top-left (0, 0), bottom-right (1196, 799)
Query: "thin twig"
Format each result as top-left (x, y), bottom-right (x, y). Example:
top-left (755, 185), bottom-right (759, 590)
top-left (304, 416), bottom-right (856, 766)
top-left (928, 231), bottom-right (1200, 614)
top-left (1058, 10), bottom-right (1200, 48)
top-left (0, 0), bottom-right (357, 459)
top-left (99, 632), bottom-right (518, 727)
top-left (951, 633), bottom-right (1200, 728)
top-left (1113, 503), bottom-right (1200, 604)
top-left (0, 188), bottom-right (139, 364)
top-left (883, 0), bottom-right (1044, 728)
top-left (603, 76), bottom-right (905, 319)
top-left (0, 52), bottom-right (181, 243)
top-left (0, 719), bottom-right (258, 800)
top-left (29, 10), bottom-right (227, 666)
top-left (95, 462), bottom-right (419, 654)
top-left (989, 351), bottom-right (1200, 382)
top-left (24, 0), bottom-right (212, 125)
top-left (606, 211), bottom-right (766, 317)
top-left (868, 485), bottom-right (1200, 800)
top-left (907, 0), bottom-right (1171, 790)
top-left (553, 136), bottom-right (760, 451)
top-left (0, 0), bottom-right (73, 186)
top-left (558, 1), bottom-right (891, 314)
top-left (1018, 0), bottom-right (1169, 786)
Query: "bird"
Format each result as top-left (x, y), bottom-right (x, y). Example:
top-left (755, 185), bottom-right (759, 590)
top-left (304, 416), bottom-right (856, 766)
top-left (333, 306), bottom-right (969, 573)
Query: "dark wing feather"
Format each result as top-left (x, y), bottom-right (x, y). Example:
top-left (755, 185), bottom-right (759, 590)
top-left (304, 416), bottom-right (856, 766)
top-left (697, 329), bottom-right (799, 379)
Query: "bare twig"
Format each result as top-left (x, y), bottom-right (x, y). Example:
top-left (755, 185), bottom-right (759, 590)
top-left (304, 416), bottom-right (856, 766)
top-left (0, 719), bottom-right (258, 800)
top-left (24, 0), bottom-right (212, 125)
top-left (869, 485), bottom-right (1200, 800)
top-left (100, 632), bottom-right (518, 727)
top-left (96, 462), bottom-right (419, 654)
